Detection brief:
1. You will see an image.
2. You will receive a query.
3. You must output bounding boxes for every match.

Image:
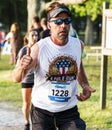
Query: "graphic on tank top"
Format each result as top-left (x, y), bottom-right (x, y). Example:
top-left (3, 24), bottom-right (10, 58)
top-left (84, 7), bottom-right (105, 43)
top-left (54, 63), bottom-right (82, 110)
top-left (46, 56), bottom-right (78, 102)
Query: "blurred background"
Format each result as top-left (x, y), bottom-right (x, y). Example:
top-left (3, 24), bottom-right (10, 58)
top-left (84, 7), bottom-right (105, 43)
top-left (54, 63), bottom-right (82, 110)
top-left (0, 0), bottom-right (112, 45)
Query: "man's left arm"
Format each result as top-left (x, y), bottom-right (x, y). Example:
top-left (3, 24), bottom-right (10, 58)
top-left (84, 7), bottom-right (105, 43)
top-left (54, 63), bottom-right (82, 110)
top-left (77, 39), bottom-right (96, 101)
top-left (77, 61), bottom-right (96, 101)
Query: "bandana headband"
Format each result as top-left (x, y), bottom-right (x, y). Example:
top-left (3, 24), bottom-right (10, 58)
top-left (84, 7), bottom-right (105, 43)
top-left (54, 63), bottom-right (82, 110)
top-left (48, 7), bottom-right (71, 20)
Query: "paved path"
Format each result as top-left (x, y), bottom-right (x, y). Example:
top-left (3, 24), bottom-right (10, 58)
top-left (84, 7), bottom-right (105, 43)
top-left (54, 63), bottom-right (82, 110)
top-left (0, 102), bottom-right (24, 130)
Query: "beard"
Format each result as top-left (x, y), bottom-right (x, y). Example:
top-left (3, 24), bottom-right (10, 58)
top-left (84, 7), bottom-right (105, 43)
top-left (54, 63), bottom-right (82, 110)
top-left (58, 31), bottom-right (68, 40)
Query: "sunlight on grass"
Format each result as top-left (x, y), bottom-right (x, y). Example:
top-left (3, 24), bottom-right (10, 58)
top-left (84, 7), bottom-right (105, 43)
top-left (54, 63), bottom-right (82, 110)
top-left (79, 56), bottom-right (112, 129)
top-left (0, 55), bottom-right (22, 107)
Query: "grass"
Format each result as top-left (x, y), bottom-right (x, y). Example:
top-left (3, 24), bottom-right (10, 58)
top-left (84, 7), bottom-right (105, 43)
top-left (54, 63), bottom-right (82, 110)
top-left (79, 54), bottom-right (112, 129)
top-left (0, 55), bottom-right (22, 107)
top-left (0, 54), bottom-right (112, 129)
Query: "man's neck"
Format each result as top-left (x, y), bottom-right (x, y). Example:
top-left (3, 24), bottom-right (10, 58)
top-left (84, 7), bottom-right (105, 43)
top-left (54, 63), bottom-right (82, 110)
top-left (50, 36), bottom-right (68, 46)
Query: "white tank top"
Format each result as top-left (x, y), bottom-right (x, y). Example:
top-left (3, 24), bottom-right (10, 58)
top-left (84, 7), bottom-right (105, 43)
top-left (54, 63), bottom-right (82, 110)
top-left (32, 36), bottom-right (81, 112)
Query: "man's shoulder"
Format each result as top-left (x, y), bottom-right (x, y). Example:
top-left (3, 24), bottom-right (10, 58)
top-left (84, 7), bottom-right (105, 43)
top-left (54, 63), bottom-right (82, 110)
top-left (37, 37), bottom-right (50, 48)
top-left (69, 36), bottom-right (81, 47)
top-left (69, 36), bottom-right (78, 41)
top-left (39, 37), bottom-right (50, 43)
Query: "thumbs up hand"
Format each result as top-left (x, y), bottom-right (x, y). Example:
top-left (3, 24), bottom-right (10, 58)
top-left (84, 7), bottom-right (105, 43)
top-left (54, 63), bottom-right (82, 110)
top-left (20, 47), bottom-right (32, 70)
top-left (26, 47), bottom-right (31, 56)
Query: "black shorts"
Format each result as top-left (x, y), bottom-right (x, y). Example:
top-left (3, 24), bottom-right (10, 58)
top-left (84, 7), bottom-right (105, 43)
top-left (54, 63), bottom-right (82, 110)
top-left (22, 83), bottom-right (34, 88)
top-left (31, 104), bottom-right (86, 130)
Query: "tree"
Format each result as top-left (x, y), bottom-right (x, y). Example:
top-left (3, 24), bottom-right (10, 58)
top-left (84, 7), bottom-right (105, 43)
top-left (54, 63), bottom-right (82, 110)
top-left (27, 0), bottom-right (51, 30)
top-left (27, 0), bottom-right (40, 30)
top-left (69, 0), bottom-right (111, 45)
top-left (0, 0), bottom-right (27, 32)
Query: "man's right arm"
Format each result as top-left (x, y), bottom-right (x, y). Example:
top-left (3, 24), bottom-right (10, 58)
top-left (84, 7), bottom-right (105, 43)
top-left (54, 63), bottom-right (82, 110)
top-left (12, 43), bottom-right (39, 83)
top-left (12, 57), bottom-right (31, 83)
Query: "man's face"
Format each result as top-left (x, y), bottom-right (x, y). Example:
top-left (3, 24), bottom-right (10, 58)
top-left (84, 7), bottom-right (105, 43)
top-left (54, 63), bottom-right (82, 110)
top-left (48, 12), bottom-right (71, 42)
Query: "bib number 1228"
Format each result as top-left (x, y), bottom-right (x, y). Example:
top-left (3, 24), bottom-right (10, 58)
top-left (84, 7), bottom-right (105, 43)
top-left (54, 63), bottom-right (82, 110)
top-left (52, 89), bottom-right (69, 97)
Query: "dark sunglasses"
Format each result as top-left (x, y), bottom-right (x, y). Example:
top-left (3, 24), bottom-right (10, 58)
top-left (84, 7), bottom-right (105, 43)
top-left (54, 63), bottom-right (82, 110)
top-left (50, 18), bottom-right (71, 25)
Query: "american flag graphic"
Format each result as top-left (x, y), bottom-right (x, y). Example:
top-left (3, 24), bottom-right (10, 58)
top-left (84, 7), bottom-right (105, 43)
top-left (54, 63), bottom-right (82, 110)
top-left (55, 59), bottom-right (71, 75)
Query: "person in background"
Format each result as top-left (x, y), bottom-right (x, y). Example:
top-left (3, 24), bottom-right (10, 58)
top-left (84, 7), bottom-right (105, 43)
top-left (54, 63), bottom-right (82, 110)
top-left (0, 30), bottom-right (5, 46)
top-left (40, 17), bottom-right (50, 39)
top-left (12, 2), bottom-right (96, 130)
top-left (30, 16), bottom-right (43, 40)
top-left (5, 22), bottom-right (23, 65)
top-left (0, 31), bottom-right (2, 58)
top-left (69, 24), bottom-right (78, 38)
top-left (69, 24), bottom-right (87, 59)
top-left (0, 30), bottom-right (6, 57)
top-left (12, 29), bottom-right (39, 130)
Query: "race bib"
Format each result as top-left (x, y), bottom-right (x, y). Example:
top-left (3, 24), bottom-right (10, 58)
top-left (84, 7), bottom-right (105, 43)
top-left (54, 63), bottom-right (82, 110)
top-left (48, 81), bottom-right (72, 102)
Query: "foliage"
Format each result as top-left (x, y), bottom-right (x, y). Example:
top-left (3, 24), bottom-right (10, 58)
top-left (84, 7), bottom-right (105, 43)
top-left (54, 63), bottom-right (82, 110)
top-left (0, 0), bottom-right (27, 32)
top-left (110, 0), bottom-right (112, 8)
top-left (69, 0), bottom-right (111, 21)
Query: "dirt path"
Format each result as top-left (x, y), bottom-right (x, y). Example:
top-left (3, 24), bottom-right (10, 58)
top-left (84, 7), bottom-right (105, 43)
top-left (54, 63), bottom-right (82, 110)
top-left (0, 102), bottom-right (24, 130)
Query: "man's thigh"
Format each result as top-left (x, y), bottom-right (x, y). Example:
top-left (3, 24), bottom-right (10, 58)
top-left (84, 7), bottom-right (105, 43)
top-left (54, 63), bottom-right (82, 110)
top-left (59, 120), bottom-right (78, 130)
top-left (58, 119), bottom-right (86, 130)
top-left (30, 105), bottom-right (56, 130)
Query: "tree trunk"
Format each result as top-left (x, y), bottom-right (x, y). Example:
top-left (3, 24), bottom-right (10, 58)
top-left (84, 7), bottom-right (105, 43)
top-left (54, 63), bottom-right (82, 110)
top-left (84, 15), bottom-right (94, 45)
top-left (27, 0), bottom-right (41, 30)
top-left (27, 0), bottom-right (50, 30)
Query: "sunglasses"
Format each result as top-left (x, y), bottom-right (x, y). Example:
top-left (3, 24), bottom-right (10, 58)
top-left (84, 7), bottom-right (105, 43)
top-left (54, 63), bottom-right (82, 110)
top-left (50, 18), bottom-right (71, 25)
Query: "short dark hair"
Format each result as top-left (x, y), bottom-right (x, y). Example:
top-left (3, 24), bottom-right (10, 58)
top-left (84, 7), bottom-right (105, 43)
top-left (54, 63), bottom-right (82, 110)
top-left (33, 16), bottom-right (40, 23)
top-left (40, 17), bottom-right (47, 26)
top-left (46, 2), bottom-right (71, 20)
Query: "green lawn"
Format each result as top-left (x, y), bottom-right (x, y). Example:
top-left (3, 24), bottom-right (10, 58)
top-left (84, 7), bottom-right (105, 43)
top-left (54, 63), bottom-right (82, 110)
top-left (0, 55), bottom-right (22, 107)
top-left (0, 54), bottom-right (112, 129)
top-left (80, 55), bottom-right (112, 129)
